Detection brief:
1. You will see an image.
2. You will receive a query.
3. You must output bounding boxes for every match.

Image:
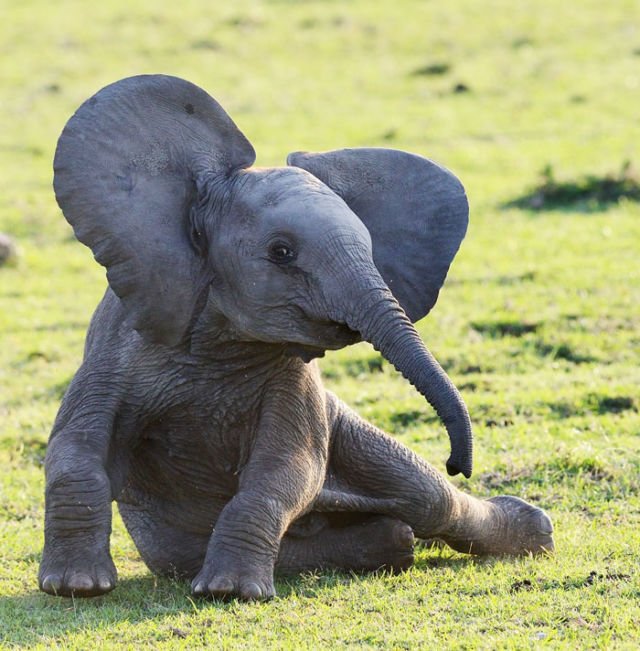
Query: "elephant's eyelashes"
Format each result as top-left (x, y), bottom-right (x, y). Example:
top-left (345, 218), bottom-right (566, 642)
top-left (268, 243), bottom-right (296, 265)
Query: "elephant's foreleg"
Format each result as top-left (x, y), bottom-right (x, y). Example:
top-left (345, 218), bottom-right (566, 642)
top-left (39, 428), bottom-right (116, 597)
top-left (328, 398), bottom-right (554, 556)
top-left (38, 371), bottom-right (121, 597)
top-left (191, 374), bottom-right (331, 601)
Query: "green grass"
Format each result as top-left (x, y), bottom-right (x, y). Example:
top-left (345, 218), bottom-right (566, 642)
top-left (1, 0), bottom-right (639, 648)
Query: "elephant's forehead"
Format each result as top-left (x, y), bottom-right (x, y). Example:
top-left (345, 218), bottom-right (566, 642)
top-left (237, 167), bottom-right (367, 234)
top-left (241, 166), bottom-right (339, 204)
top-left (263, 190), bottom-right (369, 241)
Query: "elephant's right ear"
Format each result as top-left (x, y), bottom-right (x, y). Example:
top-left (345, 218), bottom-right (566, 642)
top-left (287, 148), bottom-right (468, 323)
top-left (54, 75), bottom-right (255, 346)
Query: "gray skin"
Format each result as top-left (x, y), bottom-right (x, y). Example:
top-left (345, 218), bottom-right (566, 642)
top-left (39, 75), bottom-right (554, 601)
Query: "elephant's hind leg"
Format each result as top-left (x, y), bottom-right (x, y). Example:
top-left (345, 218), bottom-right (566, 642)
top-left (277, 513), bottom-right (414, 575)
top-left (329, 399), bottom-right (554, 556)
top-left (118, 491), bottom-right (414, 582)
top-left (120, 499), bottom-right (414, 582)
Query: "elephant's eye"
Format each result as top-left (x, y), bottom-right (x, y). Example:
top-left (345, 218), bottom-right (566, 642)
top-left (268, 243), bottom-right (296, 264)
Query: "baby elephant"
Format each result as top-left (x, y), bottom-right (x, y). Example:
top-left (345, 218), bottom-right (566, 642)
top-left (40, 75), bottom-right (553, 600)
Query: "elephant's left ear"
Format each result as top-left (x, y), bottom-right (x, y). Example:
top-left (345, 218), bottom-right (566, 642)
top-left (287, 148), bottom-right (468, 323)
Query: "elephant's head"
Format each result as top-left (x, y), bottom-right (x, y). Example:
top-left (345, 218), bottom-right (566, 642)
top-left (53, 75), bottom-right (473, 478)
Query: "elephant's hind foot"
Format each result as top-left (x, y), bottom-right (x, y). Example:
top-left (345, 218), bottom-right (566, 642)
top-left (442, 495), bottom-right (554, 557)
top-left (362, 516), bottom-right (416, 573)
top-left (39, 546), bottom-right (117, 597)
top-left (278, 514), bottom-right (415, 575)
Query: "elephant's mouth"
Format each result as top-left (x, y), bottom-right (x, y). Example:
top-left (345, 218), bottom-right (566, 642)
top-left (284, 343), bottom-right (327, 362)
top-left (321, 320), bottom-right (362, 347)
top-left (284, 321), bottom-right (361, 362)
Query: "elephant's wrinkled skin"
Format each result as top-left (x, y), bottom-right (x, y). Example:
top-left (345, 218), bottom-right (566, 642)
top-left (39, 75), bottom-right (554, 600)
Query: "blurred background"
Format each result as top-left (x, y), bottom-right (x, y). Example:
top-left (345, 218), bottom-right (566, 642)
top-left (3, 0), bottom-right (638, 206)
top-left (2, 0), bottom-right (637, 458)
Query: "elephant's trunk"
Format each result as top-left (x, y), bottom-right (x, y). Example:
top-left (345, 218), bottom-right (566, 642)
top-left (335, 286), bottom-right (473, 478)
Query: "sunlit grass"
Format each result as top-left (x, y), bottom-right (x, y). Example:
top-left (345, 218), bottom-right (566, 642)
top-left (1, 0), bottom-right (639, 648)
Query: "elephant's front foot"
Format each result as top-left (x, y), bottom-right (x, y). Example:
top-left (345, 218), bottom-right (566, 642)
top-left (39, 544), bottom-right (117, 597)
top-left (443, 495), bottom-right (554, 557)
top-left (191, 558), bottom-right (275, 601)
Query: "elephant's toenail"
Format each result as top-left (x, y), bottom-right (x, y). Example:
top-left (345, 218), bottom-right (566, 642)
top-left (209, 577), bottom-right (235, 594)
top-left (242, 582), bottom-right (263, 600)
top-left (395, 525), bottom-right (415, 547)
top-left (97, 576), bottom-right (115, 591)
top-left (42, 575), bottom-right (62, 595)
top-left (68, 574), bottom-right (93, 591)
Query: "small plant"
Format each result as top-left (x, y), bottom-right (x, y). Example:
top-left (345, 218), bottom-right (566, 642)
top-left (411, 61), bottom-right (451, 76)
top-left (507, 161), bottom-right (640, 211)
top-left (471, 319), bottom-right (540, 338)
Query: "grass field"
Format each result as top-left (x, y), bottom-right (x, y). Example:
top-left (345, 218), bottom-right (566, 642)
top-left (1, 0), bottom-right (639, 648)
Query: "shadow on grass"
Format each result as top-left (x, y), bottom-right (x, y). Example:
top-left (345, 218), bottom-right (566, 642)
top-left (0, 576), bottom-right (214, 646)
top-left (471, 319), bottom-right (540, 338)
top-left (0, 556), bottom-right (481, 645)
top-left (504, 162), bottom-right (640, 212)
top-left (446, 270), bottom-right (537, 286)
